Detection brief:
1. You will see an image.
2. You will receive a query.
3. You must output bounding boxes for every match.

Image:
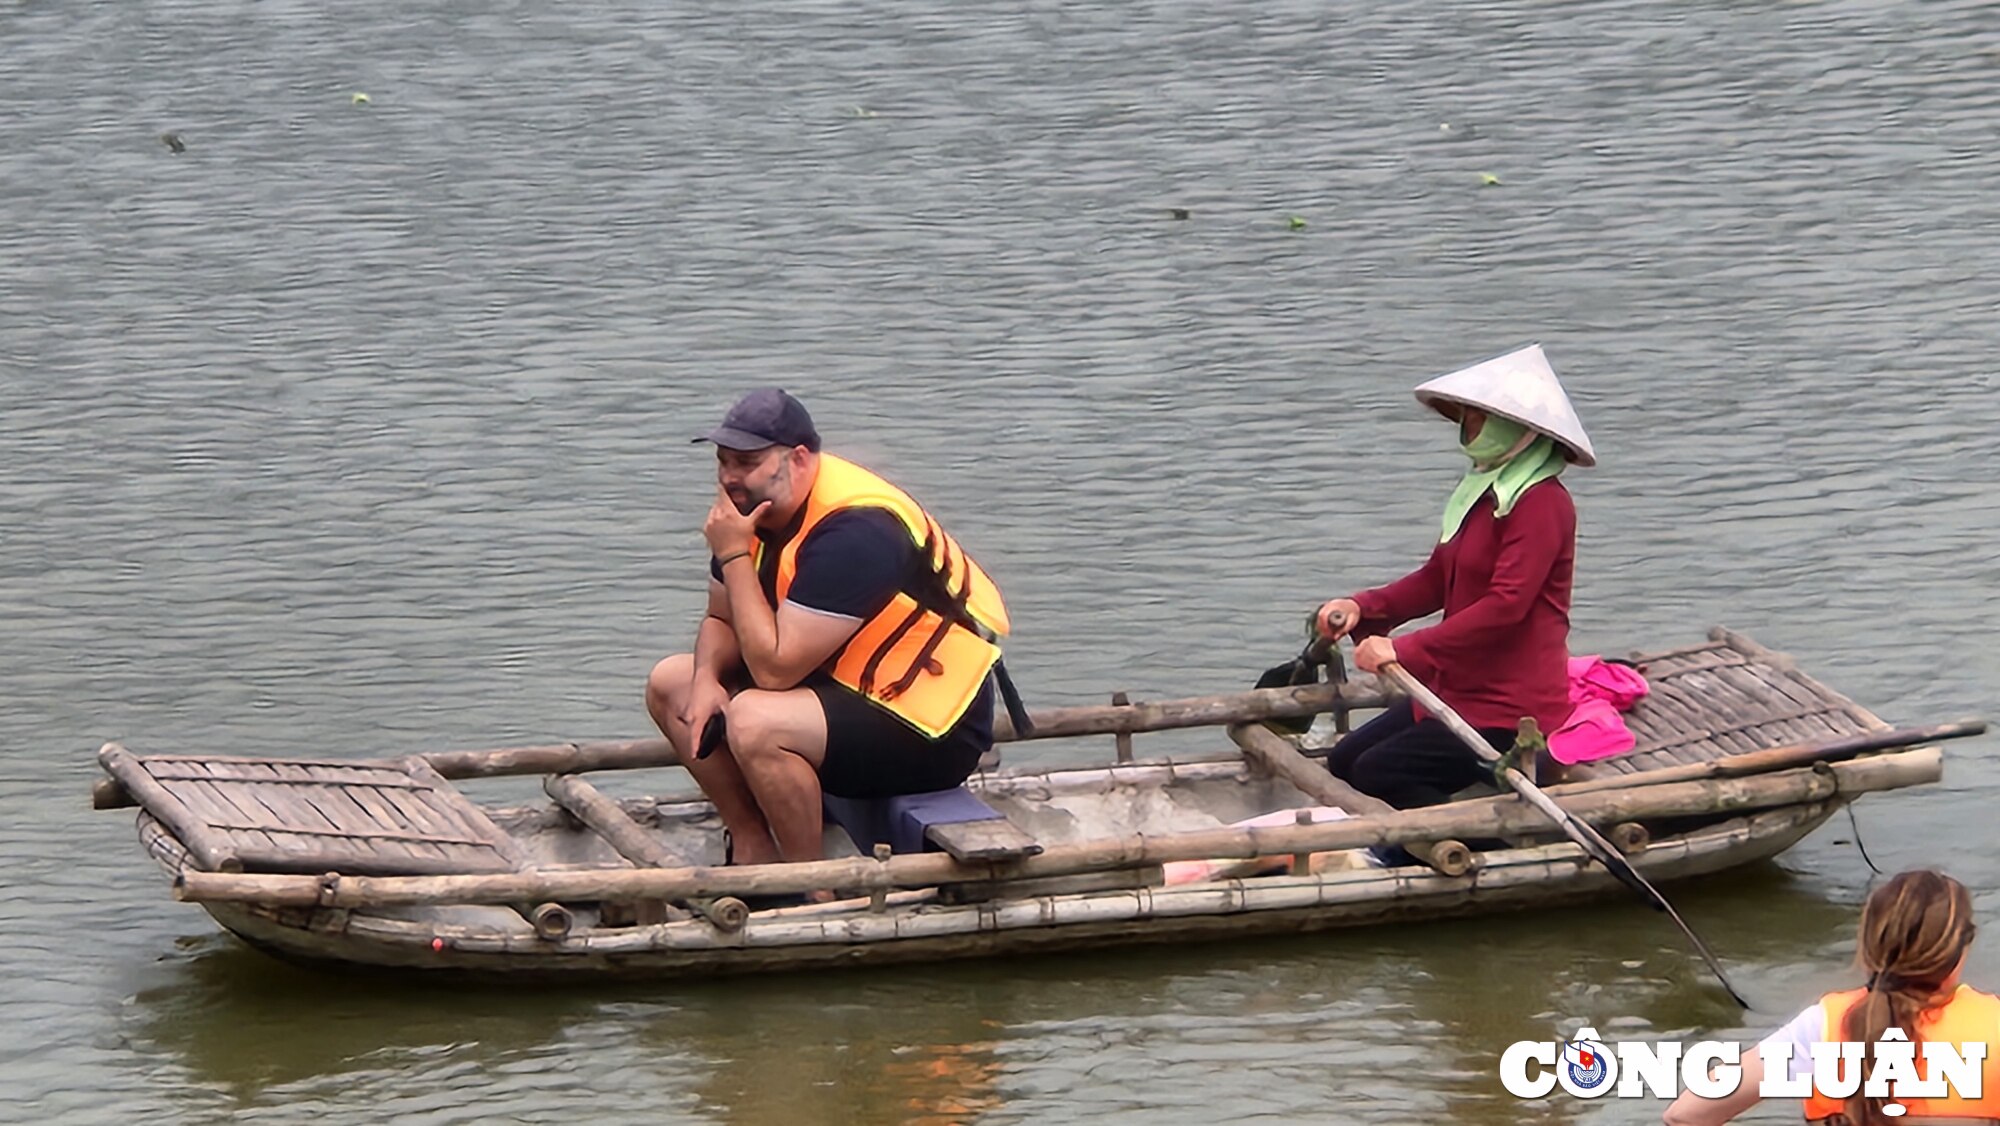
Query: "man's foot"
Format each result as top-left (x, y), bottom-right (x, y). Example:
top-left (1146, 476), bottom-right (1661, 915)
top-left (721, 828), bottom-right (783, 866)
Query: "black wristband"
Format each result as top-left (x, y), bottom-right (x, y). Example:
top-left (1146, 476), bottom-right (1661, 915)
top-left (715, 549), bottom-right (751, 569)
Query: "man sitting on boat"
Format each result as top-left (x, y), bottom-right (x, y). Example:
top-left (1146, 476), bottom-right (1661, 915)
top-left (1314, 344), bottom-right (1593, 810)
top-left (645, 389), bottom-right (1014, 865)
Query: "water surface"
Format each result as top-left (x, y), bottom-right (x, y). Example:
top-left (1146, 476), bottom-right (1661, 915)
top-left (4, 0), bottom-right (1998, 1121)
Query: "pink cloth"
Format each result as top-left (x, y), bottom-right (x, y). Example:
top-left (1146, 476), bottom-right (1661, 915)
top-left (1567, 655), bottom-right (1649, 709)
top-left (1162, 807), bottom-right (1351, 886)
top-left (1547, 657), bottom-right (1649, 765)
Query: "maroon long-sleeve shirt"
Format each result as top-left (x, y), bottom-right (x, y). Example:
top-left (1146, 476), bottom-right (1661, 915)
top-left (1351, 478), bottom-right (1576, 734)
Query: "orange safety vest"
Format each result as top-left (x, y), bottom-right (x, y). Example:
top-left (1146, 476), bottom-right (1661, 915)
top-left (751, 453), bottom-right (1010, 739)
top-left (1803, 985), bottom-right (2000, 1121)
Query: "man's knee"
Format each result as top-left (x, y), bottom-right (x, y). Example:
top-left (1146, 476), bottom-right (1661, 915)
top-left (723, 688), bottom-right (826, 768)
top-left (645, 653), bottom-right (696, 711)
top-left (722, 691), bottom-right (784, 760)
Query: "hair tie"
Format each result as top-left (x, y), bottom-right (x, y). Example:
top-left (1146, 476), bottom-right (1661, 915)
top-left (1868, 971), bottom-right (1904, 992)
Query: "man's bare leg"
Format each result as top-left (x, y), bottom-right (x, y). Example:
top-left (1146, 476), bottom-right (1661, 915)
top-left (723, 687), bottom-right (830, 863)
top-left (644, 654), bottom-right (780, 865)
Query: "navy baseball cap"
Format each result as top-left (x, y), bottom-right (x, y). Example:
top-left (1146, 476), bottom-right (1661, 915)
top-left (694, 388), bottom-right (821, 452)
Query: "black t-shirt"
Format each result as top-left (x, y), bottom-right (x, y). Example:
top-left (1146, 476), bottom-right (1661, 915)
top-left (709, 508), bottom-right (914, 619)
top-left (710, 506), bottom-right (994, 745)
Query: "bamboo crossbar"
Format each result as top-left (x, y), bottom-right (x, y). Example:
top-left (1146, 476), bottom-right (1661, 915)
top-left (173, 746), bottom-right (1939, 908)
top-left (1228, 723), bottom-right (1392, 814)
top-left (991, 679), bottom-right (1388, 741)
top-left (1229, 722), bottom-right (1474, 876)
top-left (93, 679), bottom-right (1392, 810)
top-left (542, 774), bottom-right (677, 868)
top-left (541, 774), bottom-right (695, 924)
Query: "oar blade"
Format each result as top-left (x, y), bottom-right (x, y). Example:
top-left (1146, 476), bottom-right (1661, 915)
top-left (1385, 661), bottom-right (1753, 1009)
top-left (1522, 774), bottom-right (1751, 1009)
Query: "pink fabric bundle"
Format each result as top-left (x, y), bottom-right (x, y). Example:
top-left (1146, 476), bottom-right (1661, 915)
top-left (1162, 806), bottom-right (1351, 886)
top-left (1547, 656), bottom-right (1650, 765)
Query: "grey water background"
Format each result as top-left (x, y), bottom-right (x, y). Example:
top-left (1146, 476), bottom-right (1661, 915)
top-left (4, 0), bottom-right (1998, 1121)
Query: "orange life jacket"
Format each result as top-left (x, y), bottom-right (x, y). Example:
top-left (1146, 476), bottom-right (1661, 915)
top-left (751, 454), bottom-right (1010, 739)
top-left (1803, 984), bottom-right (2000, 1121)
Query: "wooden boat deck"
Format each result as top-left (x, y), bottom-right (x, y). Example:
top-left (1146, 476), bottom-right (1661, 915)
top-left (1570, 627), bottom-right (1889, 779)
top-left (100, 626), bottom-right (1903, 880)
top-left (98, 746), bottom-right (525, 876)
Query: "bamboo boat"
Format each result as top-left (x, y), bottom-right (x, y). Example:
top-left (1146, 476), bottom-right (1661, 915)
top-left (93, 628), bottom-right (1978, 980)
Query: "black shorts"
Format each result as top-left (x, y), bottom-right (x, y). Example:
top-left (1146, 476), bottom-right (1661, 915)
top-left (808, 673), bottom-right (993, 799)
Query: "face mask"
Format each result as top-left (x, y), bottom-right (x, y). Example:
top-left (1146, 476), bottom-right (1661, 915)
top-left (1462, 415), bottom-right (1529, 468)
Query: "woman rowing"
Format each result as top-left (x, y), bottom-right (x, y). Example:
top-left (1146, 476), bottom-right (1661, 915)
top-left (1665, 869), bottom-right (2000, 1125)
top-left (1315, 344), bottom-right (1593, 809)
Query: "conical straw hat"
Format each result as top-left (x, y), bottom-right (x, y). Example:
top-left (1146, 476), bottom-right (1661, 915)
top-left (1412, 344), bottom-right (1596, 467)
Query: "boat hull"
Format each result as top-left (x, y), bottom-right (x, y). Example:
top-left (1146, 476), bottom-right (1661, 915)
top-left (179, 801), bottom-right (1832, 980)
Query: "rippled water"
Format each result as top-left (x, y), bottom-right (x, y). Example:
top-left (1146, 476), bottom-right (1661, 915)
top-left (5, 0), bottom-right (1999, 1121)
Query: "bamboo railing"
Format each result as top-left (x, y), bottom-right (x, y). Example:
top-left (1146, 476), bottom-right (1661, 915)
top-left (91, 678), bottom-right (1392, 810)
top-left (173, 746), bottom-right (1940, 908)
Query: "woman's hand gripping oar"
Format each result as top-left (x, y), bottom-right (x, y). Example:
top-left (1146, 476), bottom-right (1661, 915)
top-left (1377, 658), bottom-right (1752, 1009)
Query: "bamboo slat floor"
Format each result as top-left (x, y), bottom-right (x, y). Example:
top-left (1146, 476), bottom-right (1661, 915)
top-left (98, 747), bottom-right (524, 876)
top-left (1570, 627), bottom-right (1889, 779)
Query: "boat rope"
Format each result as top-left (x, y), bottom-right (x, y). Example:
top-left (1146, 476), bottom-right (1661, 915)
top-left (1824, 761), bottom-right (1884, 877)
top-left (1845, 803), bottom-right (1884, 877)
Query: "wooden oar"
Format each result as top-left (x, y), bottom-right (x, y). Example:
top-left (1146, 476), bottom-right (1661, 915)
top-left (1379, 660), bottom-right (1752, 1009)
top-left (1552, 719), bottom-right (1986, 797)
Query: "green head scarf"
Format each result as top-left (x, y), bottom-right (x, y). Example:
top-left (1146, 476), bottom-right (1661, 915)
top-left (1440, 414), bottom-right (1566, 542)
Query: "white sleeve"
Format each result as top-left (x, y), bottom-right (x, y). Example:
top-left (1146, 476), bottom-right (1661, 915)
top-left (1756, 1004), bottom-right (1826, 1086)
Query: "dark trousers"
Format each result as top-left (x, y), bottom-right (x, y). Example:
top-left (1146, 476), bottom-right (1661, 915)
top-left (1326, 700), bottom-right (1517, 810)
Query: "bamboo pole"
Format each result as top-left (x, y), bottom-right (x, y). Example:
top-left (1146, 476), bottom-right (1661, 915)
top-left (993, 679), bottom-right (1386, 742)
top-left (1229, 724), bottom-right (1388, 814)
top-left (425, 738), bottom-right (679, 780)
top-left (93, 679), bottom-right (1392, 810)
top-left (541, 774), bottom-right (693, 924)
top-left (97, 744), bottom-right (243, 873)
top-left (1554, 720), bottom-right (1984, 796)
top-left (543, 774), bottom-right (678, 869)
top-left (173, 746), bottom-right (1938, 908)
top-left (1227, 723), bottom-right (1475, 877)
top-left (528, 902), bottom-right (573, 941)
